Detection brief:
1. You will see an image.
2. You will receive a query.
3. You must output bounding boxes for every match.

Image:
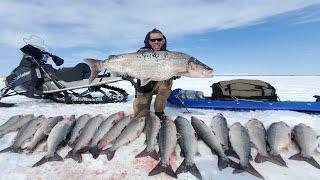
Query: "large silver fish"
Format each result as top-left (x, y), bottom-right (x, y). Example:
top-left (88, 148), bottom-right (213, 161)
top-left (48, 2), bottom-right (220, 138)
top-left (104, 115), bottom-right (146, 161)
top-left (32, 116), bottom-right (76, 167)
top-left (0, 115), bottom-right (46, 153)
top-left (84, 51), bottom-right (213, 85)
top-left (97, 115), bottom-right (132, 151)
top-left (210, 113), bottom-right (229, 153)
top-left (68, 114), bottom-right (92, 147)
top-left (136, 113), bottom-right (161, 160)
top-left (175, 116), bottom-right (202, 179)
top-left (266, 121), bottom-right (292, 167)
top-left (27, 116), bottom-right (64, 152)
top-left (65, 114), bottom-right (106, 163)
top-left (0, 114), bottom-right (35, 138)
top-left (149, 116), bottom-right (177, 178)
top-left (229, 122), bottom-right (264, 179)
top-left (245, 119), bottom-right (286, 167)
top-left (289, 123), bottom-right (320, 169)
top-left (191, 116), bottom-right (236, 171)
top-left (88, 111), bottom-right (125, 159)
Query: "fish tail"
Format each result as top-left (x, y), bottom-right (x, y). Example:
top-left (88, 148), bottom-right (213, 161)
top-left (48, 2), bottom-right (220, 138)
top-left (232, 163), bottom-right (265, 180)
top-left (0, 146), bottom-right (23, 153)
top-left (224, 149), bottom-right (239, 159)
top-left (135, 148), bottom-right (159, 160)
top-left (176, 159), bottom-right (202, 179)
top-left (267, 154), bottom-right (287, 167)
top-left (149, 162), bottom-right (177, 179)
top-left (218, 156), bottom-right (239, 171)
top-left (255, 153), bottom-right (287, 167)
top-left (65, 150), bottom-right (83, 163)
top-left (84, 58), bottom-right (103, 83)
top-left (289, 153), bottom-right (320, 169)
top-left (103, 148), bottom-right (116, 161)
top-left (88, 146), bottom-right (101, 159)
top-left (32, 153), bottom-right (63, 167)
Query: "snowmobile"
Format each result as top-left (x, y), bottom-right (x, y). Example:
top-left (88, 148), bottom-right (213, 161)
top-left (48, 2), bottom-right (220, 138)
top-left (0, 37), bottom-right (129, 107)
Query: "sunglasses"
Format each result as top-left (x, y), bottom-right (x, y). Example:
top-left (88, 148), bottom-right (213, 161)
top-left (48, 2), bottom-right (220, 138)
top-left (149, 38), bottom-right (163, 42)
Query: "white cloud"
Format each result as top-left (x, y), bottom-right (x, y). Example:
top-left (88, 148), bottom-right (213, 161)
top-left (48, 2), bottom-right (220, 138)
top-left (0, 0), bottom-right (319, 50)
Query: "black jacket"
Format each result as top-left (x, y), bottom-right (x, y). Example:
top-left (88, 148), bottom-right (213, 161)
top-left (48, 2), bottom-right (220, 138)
top-left (136, 34), bottom-right (168, 93)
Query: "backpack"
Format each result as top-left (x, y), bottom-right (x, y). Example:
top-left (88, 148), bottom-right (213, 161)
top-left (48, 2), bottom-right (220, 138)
top-left (211, 79), bottom-right (278, 101)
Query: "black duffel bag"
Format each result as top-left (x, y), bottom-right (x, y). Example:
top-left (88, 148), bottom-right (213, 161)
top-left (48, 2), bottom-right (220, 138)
top-left (211, 79), bottom-right (278, 102)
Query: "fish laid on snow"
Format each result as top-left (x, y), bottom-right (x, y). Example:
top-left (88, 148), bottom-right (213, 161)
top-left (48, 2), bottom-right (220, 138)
top-left (97, 115), bottom-right (132, 151)
top-left (88, 111), bottom-right (125, 159)
top-left (32, 116), bottom-right (76, 167)
top-left (136, 113), bottom-right (161, 160)
top-left (68, 114), bottom-right (92, 147)
top-left (210, 113), bottom-right (229, 153)
top-left (0, 114), bottom-right (35, 138)
top-left (84, 51), bottom-right (213, 85)
top-left (27, 116), bottom-right (64, 152)
top-left (175, 116), bottom-right (202, 179)
top-left (65, 114), bottom-right (106, 163)
top-left (289, 123), bottom-right (320, 169)
top-left (266, 121), bottom-right (292, 167)
top-left (0, 115), bottom-right (46, 153)
top-left (245, 119), bottom-right (286, 167)
top-left (149, 117), bottom-right (177, 178)
top-left (104, 115), bottom-right (146, 160)
top-left (229, 122), bottom-right (265, 179)
top-left (191, 116), bottom-right (236, 171)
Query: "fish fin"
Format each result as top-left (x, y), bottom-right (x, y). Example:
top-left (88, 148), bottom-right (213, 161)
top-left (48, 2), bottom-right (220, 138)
top-left (84, 58), bottom-right (103, 83)
top-left (232, 167), bottom-right (245, 174)
top-left (65, 150), bottom-right (83, 163)
top-left (32, 153), bottom-right (63, 167)
top-left (140, 79), bottom-right (152, 87)
top-left (135, 148), bottom-right (159, 160)
top-left (289, 153), bottom-right (320, 169)
top-left (77, 146), bottom-right (89, 154)
top-left (255, 153), bottom-right (287, 167)
top-left (89, 146), bottom-right (101, 159)
top-left (268, 154), bottom-right (287, 167)
top-left (244, 163), bottom-right (265, 179)
top-left (254, 153), bottom-right (268, 163)
top-left (225, 149), bottom-right (239, 159)
top-left (176, 159), bottom-right (202, 179)
top-left (103, 148), bottom-right (116, 161)
top-left (149, 162), bottom-right (177, 178)
top-left (0, 146), bottom-right (23, 153)
top-left (218, 156), bottom-right (239, 171)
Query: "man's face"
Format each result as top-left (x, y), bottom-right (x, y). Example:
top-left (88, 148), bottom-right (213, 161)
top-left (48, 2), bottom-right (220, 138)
top-left (149, 32), bottom-right (165, 51)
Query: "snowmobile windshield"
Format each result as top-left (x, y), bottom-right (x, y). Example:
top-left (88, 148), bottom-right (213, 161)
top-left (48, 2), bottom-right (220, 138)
top-left (23, 35), bottom-right (49, 52)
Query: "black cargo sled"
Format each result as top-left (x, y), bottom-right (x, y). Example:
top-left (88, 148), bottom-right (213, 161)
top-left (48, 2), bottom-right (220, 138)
top-left (168, 79), bottom-right (320, 112)
top-left (0, 42), bottom-right (128, 107)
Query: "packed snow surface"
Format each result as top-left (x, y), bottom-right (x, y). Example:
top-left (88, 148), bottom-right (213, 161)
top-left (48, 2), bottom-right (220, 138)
top-left (0, 76), bottom-right (320, 180)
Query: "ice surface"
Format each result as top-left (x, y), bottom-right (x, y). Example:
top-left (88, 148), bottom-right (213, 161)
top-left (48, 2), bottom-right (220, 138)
top-left (0, 76), bottom-right (320, 180)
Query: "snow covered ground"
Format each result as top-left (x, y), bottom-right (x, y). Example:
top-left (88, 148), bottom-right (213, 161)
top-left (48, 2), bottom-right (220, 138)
top-left (0, 76), bottom-right (320, 180)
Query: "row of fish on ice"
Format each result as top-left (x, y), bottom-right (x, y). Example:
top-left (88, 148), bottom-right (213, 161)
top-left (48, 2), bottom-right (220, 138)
top-left (0, 113), bottom-right (319, 179)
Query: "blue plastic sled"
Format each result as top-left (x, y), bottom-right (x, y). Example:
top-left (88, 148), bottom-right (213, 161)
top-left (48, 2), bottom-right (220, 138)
top-left (168, 88), bottom-right (320, 112)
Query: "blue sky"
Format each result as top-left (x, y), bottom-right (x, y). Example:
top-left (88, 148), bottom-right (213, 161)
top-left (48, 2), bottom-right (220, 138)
top-left (0, 1), bottom-right (319, 75)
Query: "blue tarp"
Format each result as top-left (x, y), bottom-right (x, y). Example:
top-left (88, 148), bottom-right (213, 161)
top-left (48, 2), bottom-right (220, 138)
top-left (168, 88), bottom-right (320, 112)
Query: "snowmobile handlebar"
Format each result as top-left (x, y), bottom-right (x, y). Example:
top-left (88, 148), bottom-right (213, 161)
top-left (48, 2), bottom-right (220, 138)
top-left (20, 44), bottom-right (64, 66)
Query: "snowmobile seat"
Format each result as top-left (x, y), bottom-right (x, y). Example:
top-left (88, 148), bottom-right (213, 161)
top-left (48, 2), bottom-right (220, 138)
top-left (54, 63), bottom-right (91, 82)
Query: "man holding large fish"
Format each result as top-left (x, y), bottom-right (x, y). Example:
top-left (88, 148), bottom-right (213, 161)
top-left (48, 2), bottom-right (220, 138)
top-left (85, 28), bottom-right (213, 121)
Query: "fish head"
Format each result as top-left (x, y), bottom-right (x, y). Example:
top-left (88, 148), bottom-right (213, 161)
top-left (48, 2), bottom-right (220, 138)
top-left (185, 57), bottom-right (213, 78)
